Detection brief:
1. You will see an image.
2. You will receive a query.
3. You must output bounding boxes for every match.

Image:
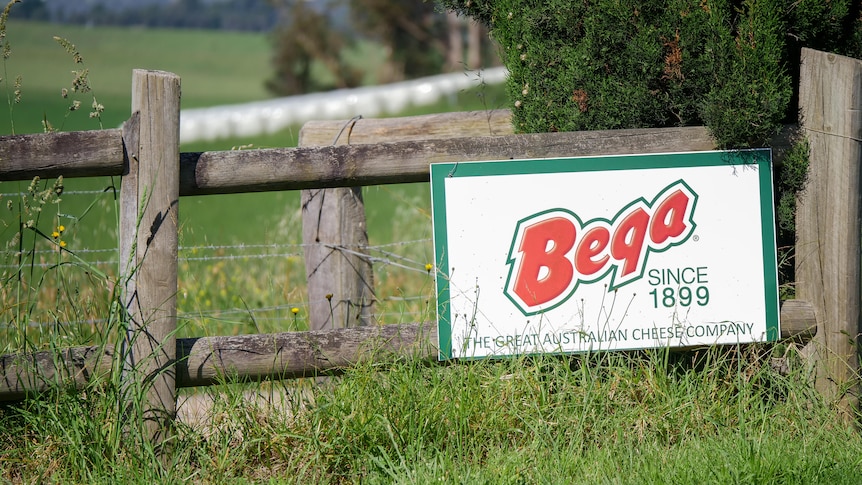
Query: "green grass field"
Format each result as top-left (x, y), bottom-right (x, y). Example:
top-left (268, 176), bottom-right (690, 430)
top-left (0, 20), bottom-right (273, 135)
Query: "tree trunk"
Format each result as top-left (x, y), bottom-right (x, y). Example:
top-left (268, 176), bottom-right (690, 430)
top-left (446, 11), bottom-right (463, 71)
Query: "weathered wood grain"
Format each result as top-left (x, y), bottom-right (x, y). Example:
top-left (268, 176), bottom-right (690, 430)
top-left (300, 118), bottom-right (375, 331)
top-left (299, 110), bottom-right (514, 145)
top-left (119, 70), bottom-right (181, 445)
top-left (178, 126), bottom-right (720, 195)
top-left (796, 48), bottom-right (862, 415)
top-left (779, 299), bottom-right (818, 343)
top-left (0, 346), bottom-right (115, 402)
top-left (0, 113), bottom-right (793, 190)
top-left (176, 321), bottom-right (437, 386)
top-left (0, 129), bottom-right (124, 181)
top-left (298, 111), bottom-right (797, 158)
top-left (0, 299), bottom-right (817, 400)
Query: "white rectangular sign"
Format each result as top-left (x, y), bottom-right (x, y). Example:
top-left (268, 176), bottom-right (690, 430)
top-left (431, 150), bottom-right (780, 360)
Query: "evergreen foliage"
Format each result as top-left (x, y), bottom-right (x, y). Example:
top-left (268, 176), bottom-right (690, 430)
top-left (439, 0), bottom-right (860, 146)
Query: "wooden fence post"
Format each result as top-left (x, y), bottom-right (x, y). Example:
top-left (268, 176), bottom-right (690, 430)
top-left (299, 121), bottom-right (375, 331)
top-left (120, 70), bottom-right (181, 446)
top-left (796, 48), bottom-right (862, 415)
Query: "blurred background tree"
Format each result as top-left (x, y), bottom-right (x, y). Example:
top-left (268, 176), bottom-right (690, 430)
top-left (349, 0), bottom-right (447, 82)
top-left (266, 0), bottom-right (496, 96)
top-left (266, 0), bottom-right (362, 95)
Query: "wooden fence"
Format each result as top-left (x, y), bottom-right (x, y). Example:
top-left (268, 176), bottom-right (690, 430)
top-left (0, 48), bottom-right (858, 445)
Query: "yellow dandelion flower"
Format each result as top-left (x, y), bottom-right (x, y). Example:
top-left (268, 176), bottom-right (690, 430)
top-left (425, 263), bottom-right (433, 272)
top-left (51, 231), bottom-right (60, 239)
top-left (58, 225), bottom-right (65, 233)
top-left (291, 307), bottom-right (300, 315)
top-left (59, 240), bottom-right (67, 248)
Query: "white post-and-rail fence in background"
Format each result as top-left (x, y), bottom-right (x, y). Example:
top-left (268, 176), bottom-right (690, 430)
top-left (0, 48), bottom-right (858, 447)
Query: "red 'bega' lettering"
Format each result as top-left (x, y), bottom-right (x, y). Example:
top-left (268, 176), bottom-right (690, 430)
top-left (575, 226), bottom-right (610, 276)
top-left (650, 189), bottom-right (690, 244)
top-left (512, 217), bottom-right (576, 307)
top-left (610, 208), bottom-right (649, 278)
top-left (505, 180), bottom-right (697, 315)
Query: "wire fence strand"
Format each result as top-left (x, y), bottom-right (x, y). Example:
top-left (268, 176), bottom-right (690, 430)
top-left (0, 239), bottom-right (434, 270)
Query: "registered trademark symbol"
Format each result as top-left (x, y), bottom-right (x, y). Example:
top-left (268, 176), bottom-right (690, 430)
top-left (693, 235), bottom-right (700, 242)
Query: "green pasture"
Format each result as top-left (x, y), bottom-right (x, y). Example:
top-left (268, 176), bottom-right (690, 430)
top-left (0, 20), bottom-right (272, 134)
top-left (0, 20), bottom-right (507, 343)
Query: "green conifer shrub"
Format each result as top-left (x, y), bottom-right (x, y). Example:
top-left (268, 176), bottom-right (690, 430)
top-left (441, 0), bottom-right (859, 141)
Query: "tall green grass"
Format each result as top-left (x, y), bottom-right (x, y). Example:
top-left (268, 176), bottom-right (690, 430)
top-left (3, 345), bottom-right (861, 483)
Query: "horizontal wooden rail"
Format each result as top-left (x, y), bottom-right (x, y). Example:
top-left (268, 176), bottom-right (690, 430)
top-left (0, 299), bottom-right (816, 402)
top-left (1, 114), bottom-right (796, 192)
top-left (301, 112), bottom-right (803, 154)
top-left (179, 126), bottom-right (722, 195)
top-left (300, 110), bottom-right (516, 144)
top-left (179, 124), bottom-right (795, 195)
top-left (0, 129), bottom-right (125, 181)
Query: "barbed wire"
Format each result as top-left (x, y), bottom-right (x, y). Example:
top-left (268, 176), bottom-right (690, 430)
top-left (0, 248), bottom-right (117, 255)
top-left (2, 294), bottom-right (434, 329)
top-left (361, 238), bottom-right (432, 249)
top-left (0, 259), bottom-right (117, 269)
top-left (364, 246), bottom-right (429, 268)
top-left (0, 239), bottom-right (434, 270)
top-left (180, 252), bottom-right (304, 262)
top-left (0, 239), bottom-right (431, 255)
top-left (0, 189), bottom-right (117, 197)
top-left (326, 244), bottom-right (430, 274)
top-left (1, 235), bottom-right (436, 335)
top-left (180, 242), bottom-right (303, 251)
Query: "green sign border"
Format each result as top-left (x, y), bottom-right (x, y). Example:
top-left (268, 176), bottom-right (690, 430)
top-left (430, 150), bottom-right (780, 360)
